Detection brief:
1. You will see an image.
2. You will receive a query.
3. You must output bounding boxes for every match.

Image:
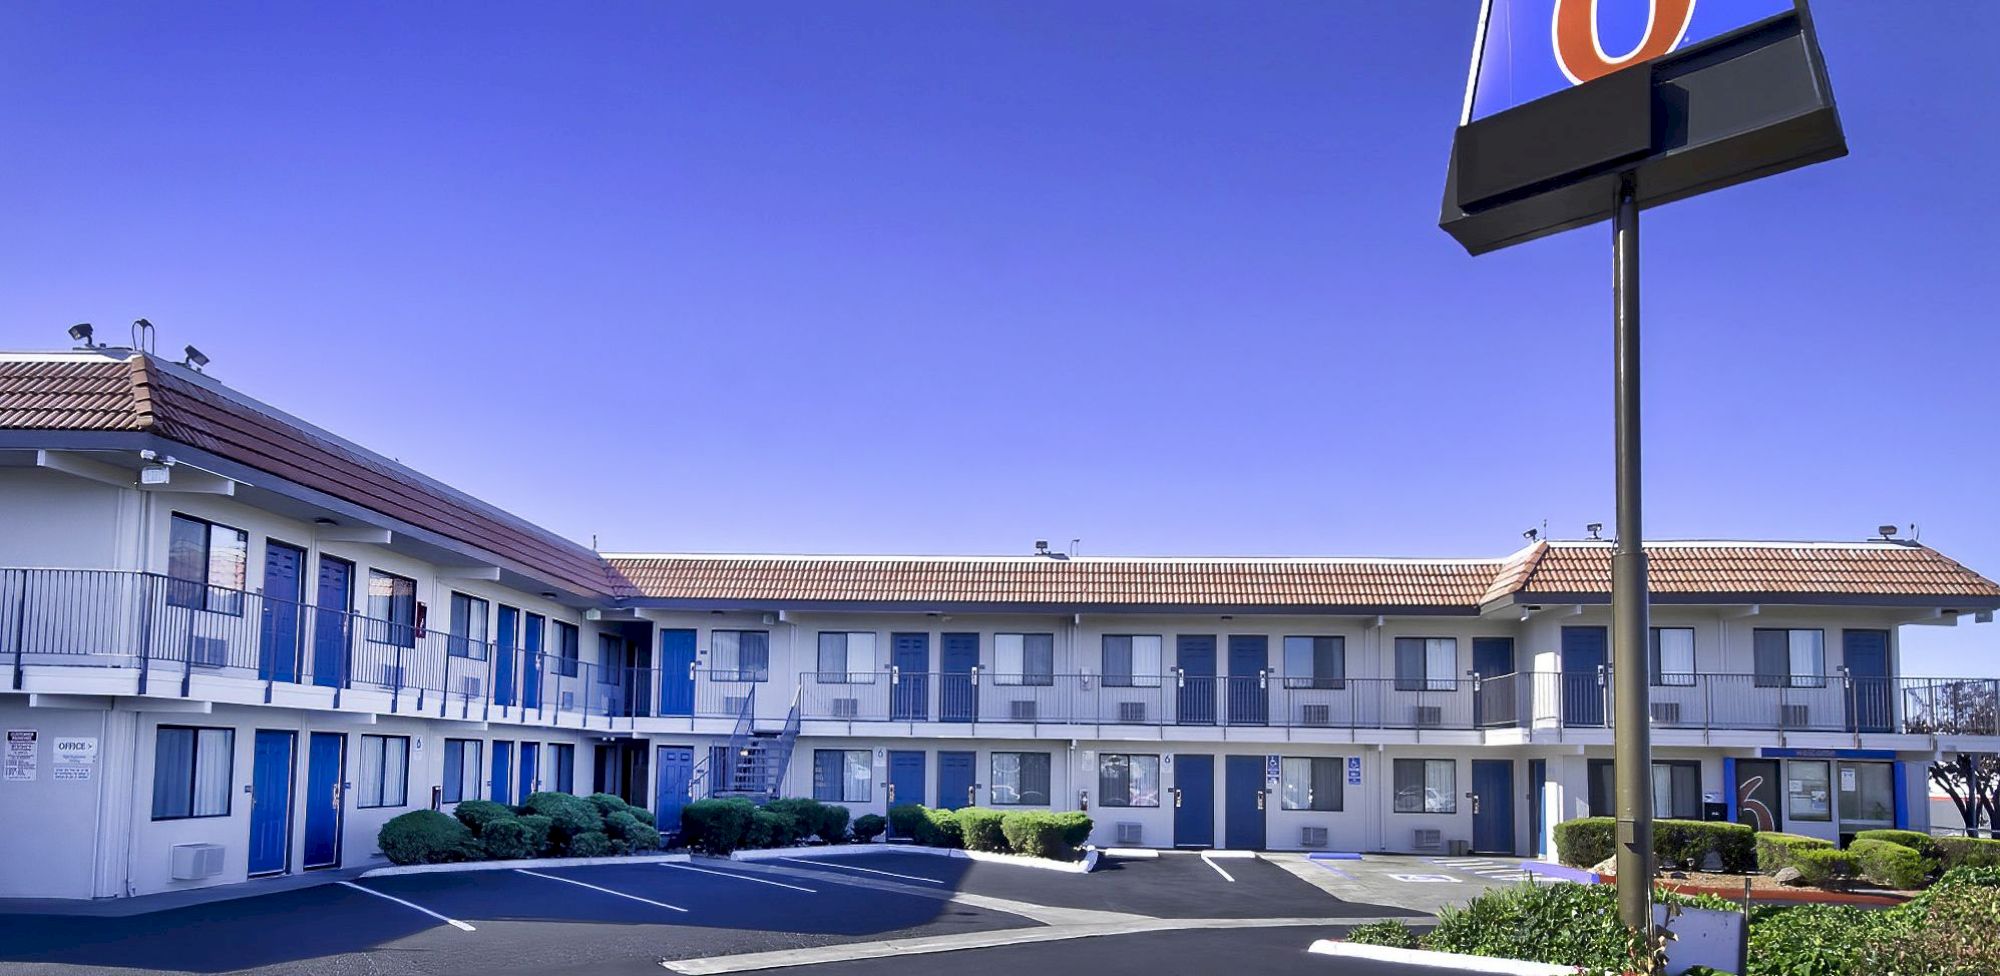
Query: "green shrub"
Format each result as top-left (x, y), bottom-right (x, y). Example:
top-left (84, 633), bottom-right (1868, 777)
top-left (955, 808), bottom-right (1009, 852)
top-left (568, 830), bottom-right (616, 858)
top-left (1849, 837), bottom-right (1932, 889)
top-left (599, 809), bottom-right (662, 852)
top-left (1423, 882), bottom-right (1632, 970)
top-left (451, 799), bottom-right (516, 836)
top-left (628, 806), bottom-right (657, 828)
top-left (681, 798), bottom-right (756, 855)
top-left (1851, 828), bottom-right (1938, 860)
top-left (1000, 812), bottom-right (1079, 860)
top-left (817, 803), bottom-right (852, 843)
top-left (1657, 819), bottom-right (1756, 872)
top-left (746, 809), bottom-right (800, 849)
top-left (1791, 847), bottom-right (1857, 888)
top-left (481, 817), bottom-right (536, 860)
top-left (521, 792), bottom-right (604, 846)
top-left (587, 792), bottom-right (631, 817)
top-left (1345, 919), bottom-right (1421, 949)
top-left (1937, 835), bottom-right (2000, 870)
top-left (924, 808), bottom-right (964, 848)
top-left (1755, 831), bottom-right (1834, 873)
top-left (888, 803), bottom-right (928, 839)
top-left (379, 810), bottom-right (477, 865)
top-left (624, 821), bottom-right (662, 852)
top-left (1553, 817), bottom-right (1614, 868)
top-left (763, 798), bottom-right (850, 844)
top-left (1746, 904), bottom-right (1900, 976)
top-left (852, 814), bottom-right (887, 843)
top-left (516, 814), bottom-right (554, 856)
top-left (604, 810), bottom-right (642, 841)
top-left (1862, 883), bottom-right (2000, 976)
top-left (1050, 811), bottom-right (1093, 850)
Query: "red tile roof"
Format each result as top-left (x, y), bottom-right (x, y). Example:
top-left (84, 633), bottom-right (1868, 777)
top-left (1510, 542), bottom-right (2000, 601)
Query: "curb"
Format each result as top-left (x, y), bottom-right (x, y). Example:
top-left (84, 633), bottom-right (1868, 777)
top-left (1305, 852), bottom-right (1364, 861)
top-left (1099, 847), bottom-right (1160, 859)
top-left (360, 853), bottom-right (689, 877)
top-left (731, 844), bottom-right (1097, 874)
top-left (1521, 860), bottom-right (1600, 884)
top-left (1307, 940), bottom-right (1570, 975)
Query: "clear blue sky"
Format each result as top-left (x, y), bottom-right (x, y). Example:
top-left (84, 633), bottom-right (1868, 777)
top-left (2, 3), bottom-right (1994, 674)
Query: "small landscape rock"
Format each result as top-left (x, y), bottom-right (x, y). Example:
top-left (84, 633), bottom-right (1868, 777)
top-left (1591, 857), bottom-right (1617, 875)
top-left (1774, 867), bottom-right (1804, 886)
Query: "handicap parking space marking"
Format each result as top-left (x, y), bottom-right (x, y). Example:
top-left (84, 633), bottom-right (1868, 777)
top-left (775, 856), bottom-right (946, 885)
top-left (338, 881), bottom-right (477, 931)
top-left (663, 862), bottom-right (817, 893)
top-left (1198, 853), bottom-right (1236, 882)
top-left (1386, 874), bottom-right (1462, 883)
top-left (514, 869), bottom-right (689, 912)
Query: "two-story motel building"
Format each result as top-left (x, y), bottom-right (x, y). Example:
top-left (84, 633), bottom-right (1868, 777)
top-left (4, 347), bottom-right (1999, 900)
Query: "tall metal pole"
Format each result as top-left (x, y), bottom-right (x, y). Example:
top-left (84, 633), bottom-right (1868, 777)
top-left (1611, 172), bottom-right (1655, 933)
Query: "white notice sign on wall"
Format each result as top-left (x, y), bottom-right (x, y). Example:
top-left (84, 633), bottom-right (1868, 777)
top-left (52, 737), bottom-right (97, 782)
top-left (4, 729), bottom-right (35, 782)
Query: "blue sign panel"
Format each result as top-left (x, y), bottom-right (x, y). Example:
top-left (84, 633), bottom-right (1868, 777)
top-left (1346, 756), bottom-right (1362, 786)
top-left (1464, 0), bottom-right (1796, 123)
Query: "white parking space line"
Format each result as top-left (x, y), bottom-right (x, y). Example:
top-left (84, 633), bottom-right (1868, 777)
top-left (515, 869), bottom-right (689, 912)
top-left (775, 857), bottom-right (945, 885)
top-left (663, 863), bottom-right (817, 893)
top-left (1199, 853), bottom-right (1236, 882)
top-left (338, 881), bottom-right (477, 932)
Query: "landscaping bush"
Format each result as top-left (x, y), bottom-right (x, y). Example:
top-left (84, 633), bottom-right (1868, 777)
top-left (681, 798), bottom-right (756, 855)
top-left (628, 806), bottom-right (657, 828)
top-left (521, 792), bottom-right (604, 846)
top-left (1851, 828), bottom-right (1938, 860)
top-left (624, 821), bottom-right (663, 852)
top-left (1745, 904), bottom-right (1899, 976)
top-left (1050, 811), bottom-right (1093, 850)
top-left (1936, 835), bottom-right (2000, 870)
top-left (481, 817), bottom-right (536, 860)
top-left (1860, 882), bottom-right (2000, 976)
top-left (763, 798), bottom-right (851, 844)
top-left (746, 809), bottom-right (801, 850)
top-left (1791, 847), bottom-right (1858, 888)
top-left (887, 804), bottom-right (928, 840)
top-left (1345, 919), bottom-right (1421, 949)
top-left (955, 807), bottom-right (1009, 853)
top-left (1755, 831), bottom-right (1833, 873)
top-left (921, 807), bottom-right (964, 848)
top-left (1553, 817), bottom-right (1614, 868)
top-left (379, 810), bottom-right (476, 865)
top-left (817, 803), bottom-right (852, 844)
top-left (1000, 812), bottom-right (1080, 860)
top-left (451, 799), bottom-right (516, 836)
top-left (517, 813), bottom-right (554, 856)
top-left (1423, 882), bottom-right (1730, 972)
top-left (567, 830), bottom-right (616, 858)
top-left (1657, 819), bottom-right (1755, 872)
top-left (1849, 837), bottom-right (1932, 889)
top-left (852, 814), bottom-right (887, 843)
top-left (587, 792), bottom-right (632, 817)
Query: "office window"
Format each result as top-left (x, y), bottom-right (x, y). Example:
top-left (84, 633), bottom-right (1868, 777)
top-left (1787, 760), bottom-right (1831, 821)
top-left (367, 571), bottom-right (417, 648)
top-left (166, 514), bottom-right (248, 614)
top-left (816, 632), bottom-right (878, 683)
top-left (1649, 628), bottom-right (1696, 687)
top-left (1281, 757), bottom-right (1343, 811)
top-left (1098, 754), bottom-right (1161, 808)
top-left (812, 749), bottom-right (871, 802)
top-left (1392, 758), bottom-right (1455, 814)
top-left (448, 592), bottom-right (489, 659)
top-left (711, 630), bottom-right (770, 681)
top-left (995, 633), bottom-right (1055, 686)
top-left (442, 739), bottom-right (482, 803)
top-left (1284, 637), bottom-right (1346, 689)
top-left (991, 752), bottom-right (1051, 806)
top-left (598, 634), bottom-right (623, 685)
top-left (550, 743), bottom-right (575, 793)
top-left (1101, 635), bottom-right (1162, 687)
top-left (1651, 760), bottom-right (1701, 820)
top-left (151, 726), bottom-right (234, 820)
top-left (1754, 629), bottom-right (1825, 688)
top-left (1393, 638), bottom-right (1458, 692)
top-left (356, 735), bottom-right (410, 808)
top-left (554, 621), bottom-right (580, 677)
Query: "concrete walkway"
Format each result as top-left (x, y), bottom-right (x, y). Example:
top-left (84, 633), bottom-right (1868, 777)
top-left (0, 865), bottom-right (373, 917)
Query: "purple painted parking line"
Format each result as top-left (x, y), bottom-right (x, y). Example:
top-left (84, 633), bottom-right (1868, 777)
top-left (1313, 862), bottom-right (1357, 880)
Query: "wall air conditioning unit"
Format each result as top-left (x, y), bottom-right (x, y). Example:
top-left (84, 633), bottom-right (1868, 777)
top-left (1117, 701), bottom-right (1147, 724)
top-left (1116, 822), bottom-right (1144, 845)
top-left (1414, 705), bottom-right (1444, 728)
top-left (1412, 828), bottom-right (1443, 851)
top-left (1650, 702), bottom-right (1681, 724)
top-left (1302, 704), bottom-right (1331, 727)
top-left (831, 698), bottom-right (860, 719)
top-left (460, 676), bottom-right (481, 696)
top-left (170, 843), bottom-right (225, 880)
top-left (1780, 704), bottom-right (1811, 729)
top-left (723, 696), bottom-right (750, 714)
top-left (559, 690), bottom-right (576, 710)
top-left (189, 637), bottom-right (228, 668)
top-left (1301, 826), bottom-right (1329, 849)
top-left (1009, 700), bottom-right (1039, 721)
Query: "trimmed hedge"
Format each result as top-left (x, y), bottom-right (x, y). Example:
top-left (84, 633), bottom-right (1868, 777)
top-left (379, 810), bottom-right (476, 865)
top-left (1051, 811), bottom-right (1093, 850)
top-left (481, 817), bottom-right (536, 860)
top-left (1849, 838), bottom-right (1931, 889)
top-left (682, 798), bottom-right (757, 854)
top-left (1852, 828), bottom-right (1937, 860)
top-left (452, 799), bottom-right (516, 836)
top-left (746, 809), bottom-right (800, 849)
top-left (888, 804), bottom-right (928, 840)
top-left (1345, 919), bottom-right (1421, 949)
top-left (999, 811), bottom-right (1091, 860)
top-left (1756, 831), bottom-right (1834, 873)
top-left (517, 814), bottom-right (554, 855)
top-left (522, 791), bottom-right (604, 846)
top-left (763, 798), bottom-right (851, 844)
top-left (568, 830), bottom-right (616, 857)
top-left (1554, 817), bottom-right (1753, 872)
top-left (921, 807), bottom-right (965, 848)
top-left (956, 808), bottom-right (1008, 852)
top-left (1792, 847), bottom-right (1857, 888)
top-left (1553, 818), bottom-right (1614, 868)
top-left (1937, 835), bottom-right (2000, 870)
top-left (852, 814), bottom-right (887, 843)
top-left (587, 792), bottom-right (633, 818)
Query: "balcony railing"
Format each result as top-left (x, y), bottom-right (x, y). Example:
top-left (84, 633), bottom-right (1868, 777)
top-left (5, 567), bottom-right (1997, 736)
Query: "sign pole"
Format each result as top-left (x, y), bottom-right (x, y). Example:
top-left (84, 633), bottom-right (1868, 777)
top-left (1610, 171), bottom-right (1655, 934)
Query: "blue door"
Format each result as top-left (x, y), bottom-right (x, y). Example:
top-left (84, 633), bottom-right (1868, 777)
top-left (259, 541), bottom-right (305, 682)
top-left (1226, 636), bottom-right (1268, 726)
top-left (1177, 636), bottom-right (1217, 725)
top-left (888, 750), bottom-right (927, 818)
top-left (659, 629), bottom-right (695, 717)
top-left (1561, 627), bottom-right (1608, 727)
top-left (490, 741), bottom-right (513, 805)
top-left (303, 732), bottom-right (344, 869)
top-left (1528, 759), bottom-right (1547, 857)
top-left (248, 730), bottom-right (296, 875)
top-left (655, 746), bottom-right (693, 836)
top-left (1224, 755), bottom-right (1266, 850)
top-left (1844, 630), bottom-right (1892, 733)
top-left (938, 751), bottom-right (976, 810)
top-left (311, 556), bottom-right (352, 688)
top-left (518, 742), bottom-right (539, 799)
top-left (1472, 637), bottom-right (1516, 726)
top-left (1471, 759), bottom-right (1515, 854)
top-left (1173, 753), bottom-right (1214, 847)
top-left (522, 614), bottom-right (545, 711)
top-left (892, 633), bottom-right (930, 721)
top-left (494, 607), bottom-right (518, 708)
top-left (940, 633), bottom-right (979, 722)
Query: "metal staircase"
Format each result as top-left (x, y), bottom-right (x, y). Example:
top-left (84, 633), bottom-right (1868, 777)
top-left (694, 685), bottom-right (801, 802)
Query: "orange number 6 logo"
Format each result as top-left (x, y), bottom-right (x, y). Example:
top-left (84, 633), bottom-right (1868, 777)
top-left (1552, 0), bottom-right (1698, 85)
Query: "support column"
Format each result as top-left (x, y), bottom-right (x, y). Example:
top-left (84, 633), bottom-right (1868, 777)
top-left (1611, 172), bottom-right (1655, 932)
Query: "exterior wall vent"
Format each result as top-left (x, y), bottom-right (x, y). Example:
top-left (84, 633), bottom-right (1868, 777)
top-left (1414, 705), bottom-right (1444, 728)
top-left (189, 638), bottom-right (228, 668)
top-left (1301, 826), bottom-right (1329, 848)
top-left (1116, 822), bottom-right (1143, 845)
top-left (1009, 700), bottom-right (1039, 721)
top-left (170, 843), bottom-right (225, 880)
top-left (1780, 704), bottom-right (1811, 728)
top-left (1302, 704), bottom-right (1331, 726)
top-left (1650, 702), bottom-right (1681, 724)
top-left (1412, 828), bottom-right (1443, 850)
top-left (1117, 701), bottom-right (1147, 724)
top-left (831, 698), bottom-right (860, 719)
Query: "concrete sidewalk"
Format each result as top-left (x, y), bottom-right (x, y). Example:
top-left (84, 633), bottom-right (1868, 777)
top-left (0, 865), bottom-right (373, 917)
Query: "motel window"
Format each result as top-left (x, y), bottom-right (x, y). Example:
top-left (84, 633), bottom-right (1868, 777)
top-left (711, 630), bottom-right (770, 682)
top-left (448, 592), bottom-right (490, 659)
top-left (442, 739), bottom-right (482, 804)
top-left (1754, 629), bottom-right (1826, 688)
top-left (1281, 757), bottom-right (1343, 812)
top-left (995, 633), bottom-right (1055, 686)
top-left (550, 743), bottom-right (575, 793)
top-left (1588, 759), bottom-right (1703, 819)
top-left (356, 735), bottom-right (410, 808)
top-left (1101, 635), bottom-right (1162, 687)
top-left (366, 571), bottom-right (417, 648)
top-left (1786, 760), bottom-right (1831, 822)
top-left (1393, 638), bottom-right (1458, 692)
top-left (1650, 628), bottom-right (1696, 687)
top-left (554, 621), bottom-right (580, 677)
top-left (1284, 637), bottom-right (1346, 689)
top-left (991, 752), bottom-right (1051, 806)
top-left (151, 726), bottom-right (234, 820)
top-left (166, 513), bottom-right (248, 615)
top-left (813, 749), bottom-right (871, 803)
top-left (1098, 754), bottom-right (1161, 808)
top-left (816, 632), bottom-right (878, 683)
top-left (1392, 759), bottom-right (1455, 814)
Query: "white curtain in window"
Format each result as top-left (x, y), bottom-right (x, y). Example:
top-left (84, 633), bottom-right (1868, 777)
top-left (1650, 763), bottom-right (1674, 819)
top-left (712, 630), bottom-right (740, 671)
top-left (459, 741), bottom-right (483, 801)
top-left (383, 738), bottom-right (407, 805)
top-left (1657, 629), bottom-right (1695, 684)
top-left (1131, 635), bottom-right (1161, 682)
top-left (1281, 757), bottom-right (1312, 810)
top-left (1789, 630), bottom-right (1824, 682)
top-left (193, 728), bottom-right (233, 816)
top-left (992, 752), bottom-right (1021, 802)
top-left (845, 633), bottom-right (876, 675)
top-left (1426, 639), bottom-right (1457, 691)
top-left (358, 737), bottom-right (384, 807)
top-left (1424, 760), bottom-right (1455, 813)
top-left (995, 634), bottom-right (1025, 684)
top-left (842, 751), bottom-right (871, 801)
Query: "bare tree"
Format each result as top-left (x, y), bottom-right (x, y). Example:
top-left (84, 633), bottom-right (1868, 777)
top-left (1907, 678), bottom-right (2000, 836)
